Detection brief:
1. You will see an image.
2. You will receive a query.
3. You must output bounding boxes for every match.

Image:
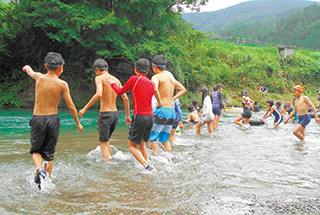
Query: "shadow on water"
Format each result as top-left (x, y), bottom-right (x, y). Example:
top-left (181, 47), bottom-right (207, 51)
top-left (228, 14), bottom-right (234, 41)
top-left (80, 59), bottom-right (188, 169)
top-left (0, 109), bottom-right (320, 214)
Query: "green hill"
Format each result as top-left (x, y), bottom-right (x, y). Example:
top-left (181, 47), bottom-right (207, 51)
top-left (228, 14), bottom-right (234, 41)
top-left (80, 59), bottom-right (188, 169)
top-left (221, 4), bottom-right (320, 49)
top-left (182, 0), bottom-right (320, 32)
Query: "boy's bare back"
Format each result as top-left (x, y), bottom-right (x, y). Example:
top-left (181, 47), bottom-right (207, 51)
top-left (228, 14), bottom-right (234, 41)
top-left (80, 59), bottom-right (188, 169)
top-left (96, 73), bottom-right (120, 112)
top-left (33, 73), bottom-right (67, 115)
top-left (152, 72), bottom-right (175, 108)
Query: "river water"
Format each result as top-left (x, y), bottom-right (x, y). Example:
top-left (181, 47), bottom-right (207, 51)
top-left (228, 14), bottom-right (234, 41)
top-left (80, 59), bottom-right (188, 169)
top-left (0, 108), bottom-right (320, 214)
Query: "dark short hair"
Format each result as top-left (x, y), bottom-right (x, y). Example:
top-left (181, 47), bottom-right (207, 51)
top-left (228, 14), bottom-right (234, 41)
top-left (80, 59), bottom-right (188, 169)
top-left (216, 83), bottom-right (223, 89)
top-left (266, 99), bottom-right (274, 107)
top-left (187, 105), bottom-right (195, 112)
top-left (241, 89), bottom-right (248, 96)
top-left (152, 55), bottom-right (167, 70)
top-left (93, 58), bottom-right (109, 71)
top-left (276, 101), bottom-right (281, 107)
top-left (44, 52), bottom-right (65, 71)
top-left (134, 58), bottom-right (150, 74)
top-left (192, 100), bottom-right (198, 106)
top-left (284, 104), bottom-right (290, 108)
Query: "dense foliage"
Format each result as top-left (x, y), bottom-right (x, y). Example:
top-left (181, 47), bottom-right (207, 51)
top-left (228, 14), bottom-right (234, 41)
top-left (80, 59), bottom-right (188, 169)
top-left (0, 0), bottom-right (319, 108)
top-left (0, 0), bottom-right (206, 107)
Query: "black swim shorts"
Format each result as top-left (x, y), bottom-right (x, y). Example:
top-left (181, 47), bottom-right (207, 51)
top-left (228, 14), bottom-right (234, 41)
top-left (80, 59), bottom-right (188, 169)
top-left (241, 108), bottom-right (252, 119)
top-left (98, 111), bottom-right (119, 142)
top-left (29, 114), bottom-right (60, 161)
top-left (128, 114), bottom-right (154, 145)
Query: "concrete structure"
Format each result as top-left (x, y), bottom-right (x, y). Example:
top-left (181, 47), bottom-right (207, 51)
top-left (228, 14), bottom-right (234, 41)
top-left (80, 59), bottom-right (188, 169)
top-left (278, 46), bottom-right (294, 57)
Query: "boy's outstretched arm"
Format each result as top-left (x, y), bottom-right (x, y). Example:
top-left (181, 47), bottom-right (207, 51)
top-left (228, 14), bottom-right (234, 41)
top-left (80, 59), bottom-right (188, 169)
top-left (62, 82), bottom-right (83, 132)
top-left (22, 65), bottom-right (41, 80)
top-left (79, 77), bottom-right (102, 118)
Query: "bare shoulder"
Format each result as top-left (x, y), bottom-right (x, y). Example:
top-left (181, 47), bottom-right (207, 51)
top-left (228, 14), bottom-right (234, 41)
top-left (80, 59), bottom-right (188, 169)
top-left (59, 79), bottom-right (69, 89)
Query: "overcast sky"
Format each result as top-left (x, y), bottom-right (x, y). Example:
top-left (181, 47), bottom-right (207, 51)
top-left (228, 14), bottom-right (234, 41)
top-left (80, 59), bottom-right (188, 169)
top-left (184, 0), bottom-right (320, 12)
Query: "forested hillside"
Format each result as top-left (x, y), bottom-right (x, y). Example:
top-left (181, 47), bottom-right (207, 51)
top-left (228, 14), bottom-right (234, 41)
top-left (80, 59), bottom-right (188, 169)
top-left (0, 0), bottom-right (320, 108)
top-left (221, 4), bottom-right (320, 50)
top-left (182, 0), bottom-right (319, 32)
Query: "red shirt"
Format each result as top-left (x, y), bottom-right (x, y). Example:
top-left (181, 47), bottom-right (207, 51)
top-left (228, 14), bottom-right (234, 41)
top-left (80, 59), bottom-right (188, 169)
top-left (111, 74), bottom-right (155, 115)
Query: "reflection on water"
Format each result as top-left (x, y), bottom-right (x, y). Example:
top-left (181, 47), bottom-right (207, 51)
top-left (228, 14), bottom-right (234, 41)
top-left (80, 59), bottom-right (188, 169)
top-left (0, 108), bottom-right (320, 214)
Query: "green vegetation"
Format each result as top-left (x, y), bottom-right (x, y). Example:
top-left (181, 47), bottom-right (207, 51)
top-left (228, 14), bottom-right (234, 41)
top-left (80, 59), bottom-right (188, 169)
top-left (182, 0), bottom-right (319, 32)
top-left (221, 4), bottom-right (320, 50)
top-left (0, 0), bottom-right (319, 109)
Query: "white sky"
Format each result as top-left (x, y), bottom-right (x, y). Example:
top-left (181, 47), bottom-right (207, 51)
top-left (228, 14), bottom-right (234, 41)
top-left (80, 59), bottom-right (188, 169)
top-left (184, 0), bottom-right (320, 12)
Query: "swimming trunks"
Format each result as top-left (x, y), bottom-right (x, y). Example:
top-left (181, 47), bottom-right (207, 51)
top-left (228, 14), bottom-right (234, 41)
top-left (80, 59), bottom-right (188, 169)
top-left (212, 106), bottom-right (222, 116)
top-left (172, 99), bottom-right (183, 129)
top-left (241, 107), bottom-right (252, 119)
top-left (298, 114), bottom-right (311, 128)
top-left (98, 111), bottom-right (119, 142)
top-left (128, 114), bottom-right (154, 145)
top-left (29, 114), bottom-right (60, 161)
top-left (273, 108), bottom-right (283, 124)
top-left (149, 107), bottom-right (175, 143)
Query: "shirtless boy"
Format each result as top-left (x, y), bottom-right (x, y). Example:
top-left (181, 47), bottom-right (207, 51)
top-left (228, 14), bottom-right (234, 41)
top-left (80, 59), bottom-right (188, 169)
top-left (79, 59), bottom-right (130, 159)
top-left (148, 55), bottom-right (186, 154)
top-left (183, 105), bottom-right (200, 123)
top-left (22, 52), bottom-right (83, 190)
top-left (284, 85), bottom-right (320, 140)
top-left (106, 58), bottom-right (160, 170)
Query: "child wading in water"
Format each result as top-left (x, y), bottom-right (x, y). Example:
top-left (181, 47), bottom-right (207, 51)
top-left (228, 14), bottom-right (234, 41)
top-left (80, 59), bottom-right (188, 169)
top-left (183, 105), bottom-right (200, 124)
top-left (106, 58), bottom-right (160, 170)
top-left (234, 89), bottom-right (254, 128)
top-left (261, 99), bottom-right (283, 128)
top-left (23, 52), bottom-right (83, 190)
top-left (211, 83), bottom-right (225, 129)
top-left (196, 87), bottom-right (214, 134)
top-left (284, 85), bottom-right (320, 140)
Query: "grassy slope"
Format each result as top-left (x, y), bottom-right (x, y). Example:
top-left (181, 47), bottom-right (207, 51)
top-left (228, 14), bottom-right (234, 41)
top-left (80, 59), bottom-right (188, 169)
top-left (178, 39), bottom-right (320, 108)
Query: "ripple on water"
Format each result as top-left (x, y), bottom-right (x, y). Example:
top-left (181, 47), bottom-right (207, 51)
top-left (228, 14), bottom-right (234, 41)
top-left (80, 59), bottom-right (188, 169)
top-left (1, 109), bottom-right (320, 213)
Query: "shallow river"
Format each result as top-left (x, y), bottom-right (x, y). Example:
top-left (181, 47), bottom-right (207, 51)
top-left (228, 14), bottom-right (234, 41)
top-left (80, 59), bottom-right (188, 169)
top-left (0, 108), bottom-right (320, 214)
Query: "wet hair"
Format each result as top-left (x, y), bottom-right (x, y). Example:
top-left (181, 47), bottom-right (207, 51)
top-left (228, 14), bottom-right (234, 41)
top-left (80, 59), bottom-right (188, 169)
top-left (284, 104), bottom-right (290, 109)
top-left (216, 83), bottom-right (223, 90)
top-left (192, 100), bottom-right (198, 106)
top-left (200, 86), bottom-right (209, 104)
top-left (152, 55), bottom-right (167, 70)
top-left (134, 58), bottom-right (150, 74)
top-left (187, 105), bottom-right (195, 112)
top-left (93, 58), bottom-right (109, 71)
top-left (275, 101), bottom-right (281, 107)
top-left (266, 99), bottom-right (274, 107)
top-left (241, 89), bottom-right (248, 96)
top-left (44, 52), bottom-right (65, 71)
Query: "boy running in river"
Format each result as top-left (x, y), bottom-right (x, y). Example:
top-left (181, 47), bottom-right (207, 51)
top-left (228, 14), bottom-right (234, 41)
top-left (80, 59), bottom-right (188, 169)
top-left (106, 58), bottom-right (161, 170)
top-left (148, 55), bottom-right (186, 154)
top-left (284, 85), bottom-right (320, 140)
top-left (22, 52), bottom-right (83, 190)
top-left (79, 59), bottom-right (130, 160)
